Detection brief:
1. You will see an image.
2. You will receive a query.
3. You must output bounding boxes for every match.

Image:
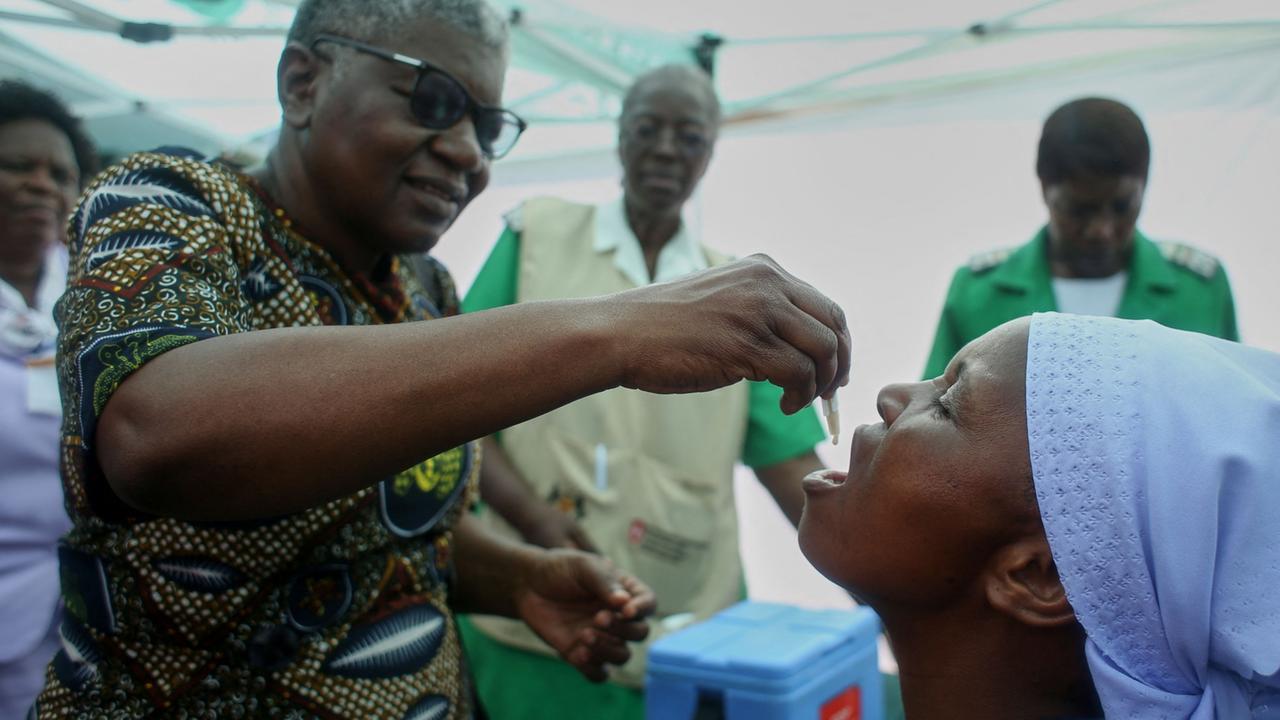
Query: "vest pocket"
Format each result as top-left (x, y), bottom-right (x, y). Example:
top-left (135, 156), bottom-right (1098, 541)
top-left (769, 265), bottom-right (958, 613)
top-left (511, 426), bottom-right (728, 617)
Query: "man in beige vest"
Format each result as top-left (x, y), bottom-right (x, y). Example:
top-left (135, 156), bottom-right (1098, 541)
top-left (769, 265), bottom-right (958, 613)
top-left (459, 65), bottom-right (828, 719)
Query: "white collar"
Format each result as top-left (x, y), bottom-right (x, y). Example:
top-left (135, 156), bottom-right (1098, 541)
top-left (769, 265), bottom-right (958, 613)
top-left (592, 197), bottom-right (707, 287)
top-left (0, 243), bottom-right (67, 358)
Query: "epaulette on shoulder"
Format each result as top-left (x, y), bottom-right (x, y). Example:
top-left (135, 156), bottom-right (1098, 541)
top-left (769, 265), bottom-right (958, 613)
top-left (1157, 241), bottom-right (1219, 280)
top-left (967, 247), bottom-right (1013, 274)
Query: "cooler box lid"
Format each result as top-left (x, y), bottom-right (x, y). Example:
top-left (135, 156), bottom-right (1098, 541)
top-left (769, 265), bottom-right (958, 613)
top-left (648, 602), bottom-right (880, 686)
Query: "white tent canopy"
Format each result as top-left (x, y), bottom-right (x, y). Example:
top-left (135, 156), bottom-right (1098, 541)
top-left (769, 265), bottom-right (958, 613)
top-left (4, 0), bottom-right (1279, 162)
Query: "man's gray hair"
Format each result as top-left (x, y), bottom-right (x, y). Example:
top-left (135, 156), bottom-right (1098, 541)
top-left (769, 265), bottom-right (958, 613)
top-left (621, 64), bottom-right (722, 126)
top-left (288, 0), bottom-right (508, 49)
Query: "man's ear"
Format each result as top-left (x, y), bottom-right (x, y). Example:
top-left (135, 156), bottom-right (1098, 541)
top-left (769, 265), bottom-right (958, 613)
top-left (277, 42), bottom-right (324, 130)
top-left (984, 535), bottom-right (1075, 628)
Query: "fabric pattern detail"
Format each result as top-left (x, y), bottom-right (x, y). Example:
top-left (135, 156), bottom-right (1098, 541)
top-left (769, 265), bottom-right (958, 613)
top-left (56, 545), bottom-right (116, 635)
top-left (286, 565), bottom-right (354, 632)
top-left (403, 694), bottom-right (451, 720)
top-left (241, 255), bottom-right (284, 301)
top-left (50, 616), bottom-right (102, 694)
top-left (322, 603), bottom-right (447, 679)
top-left (71, 166), bottom-right (217, 250)
top-left (151, 557), bottom-right (247, 593)
top-left (380, 443), bottom-right (474, 538)
top-left (73, 326), bottom-right (210, 448)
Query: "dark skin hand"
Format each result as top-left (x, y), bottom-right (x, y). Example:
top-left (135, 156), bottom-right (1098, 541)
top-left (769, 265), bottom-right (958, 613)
top-left (99, 254), bottom-right (850, 521)
top-left (449, 515), bottom-right (653, 681)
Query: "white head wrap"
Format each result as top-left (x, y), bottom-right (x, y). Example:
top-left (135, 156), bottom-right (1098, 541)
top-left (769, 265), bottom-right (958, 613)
top-left (1026, 313), bottom-right (1280, 719)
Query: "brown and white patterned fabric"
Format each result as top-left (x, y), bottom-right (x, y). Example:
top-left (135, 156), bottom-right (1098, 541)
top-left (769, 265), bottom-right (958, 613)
top-left (35, 148), bottom-right (478, 720)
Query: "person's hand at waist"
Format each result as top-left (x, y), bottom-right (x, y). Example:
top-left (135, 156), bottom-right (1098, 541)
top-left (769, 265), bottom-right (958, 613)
top-left (512, 549), bottom-right (654, 682)
top-left (598, 253), bottom-right (850, 414)
top-left (451, 516), bottom-right (651, 682)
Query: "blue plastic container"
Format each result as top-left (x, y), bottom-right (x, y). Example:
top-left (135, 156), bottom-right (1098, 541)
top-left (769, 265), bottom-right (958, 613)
top-left (646, 601), bottom-right (883, 720)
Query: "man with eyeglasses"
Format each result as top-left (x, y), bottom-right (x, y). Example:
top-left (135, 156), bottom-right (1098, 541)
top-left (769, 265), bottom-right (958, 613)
top-left (32, 2), bottom-right (850, 719)
top-left (459, 65), bottom-right (829, 720)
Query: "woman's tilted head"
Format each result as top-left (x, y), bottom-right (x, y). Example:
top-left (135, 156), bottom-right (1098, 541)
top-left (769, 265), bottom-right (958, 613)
top-left (799, 318), bottom-right (1053, 615)
top-left (801, 312), bottom-right (1280, 719)
top-left (800, 316), bottom-right (1092, 718)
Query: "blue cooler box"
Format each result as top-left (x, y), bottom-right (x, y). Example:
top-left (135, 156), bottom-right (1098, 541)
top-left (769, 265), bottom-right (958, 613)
top-left (645, 601), bottom-right (883, 720)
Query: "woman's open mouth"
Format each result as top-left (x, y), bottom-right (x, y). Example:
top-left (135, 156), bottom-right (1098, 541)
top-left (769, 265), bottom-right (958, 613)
top-left (801, 469), bottom-right (848, 493)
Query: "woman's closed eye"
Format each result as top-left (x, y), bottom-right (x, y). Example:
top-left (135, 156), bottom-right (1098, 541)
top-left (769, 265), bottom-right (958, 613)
top-left (931, 394), bottom-right (953, 420)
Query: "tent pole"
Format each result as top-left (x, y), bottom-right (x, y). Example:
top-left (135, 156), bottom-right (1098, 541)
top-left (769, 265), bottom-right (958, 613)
top-left (735, 0), bottom-right (1065, 111)
top-left (1012, 20), bottom-right (1280, 34)
top-left (170, 24), bottom-right (287, 38)
top-left (0, 10), bottom-right (87, 30)
top-left (35, 0), bottom-right (120, 32)
top-left (0, 35), bottom-right (123, 99)
top-left (513, 20), bottom-right (633, 94)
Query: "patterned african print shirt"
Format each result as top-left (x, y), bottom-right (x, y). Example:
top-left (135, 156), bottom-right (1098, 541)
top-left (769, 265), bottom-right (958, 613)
top-left (35, 148), bottom-right (478, 720)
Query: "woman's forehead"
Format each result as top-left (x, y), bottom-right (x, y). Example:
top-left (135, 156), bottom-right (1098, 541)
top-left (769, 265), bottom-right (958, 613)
top-left (955, 317), bottom-right (1026, 367)
top-left (952, 319), bottom-right (1029, 411)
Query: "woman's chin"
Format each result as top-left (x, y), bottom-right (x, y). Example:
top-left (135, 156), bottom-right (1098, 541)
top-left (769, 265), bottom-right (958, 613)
top-left (797, 510), bottom-right (840, 582)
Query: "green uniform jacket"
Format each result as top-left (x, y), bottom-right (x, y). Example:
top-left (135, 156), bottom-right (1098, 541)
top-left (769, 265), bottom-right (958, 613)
top-left (923, 228), bottom-right (1239, 378)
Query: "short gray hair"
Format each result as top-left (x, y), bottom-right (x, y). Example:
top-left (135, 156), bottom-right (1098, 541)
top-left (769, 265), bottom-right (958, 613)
top-left (288, 0), bottom-right (508, 50)
top-left (621, 64), bottom-right (721, 126)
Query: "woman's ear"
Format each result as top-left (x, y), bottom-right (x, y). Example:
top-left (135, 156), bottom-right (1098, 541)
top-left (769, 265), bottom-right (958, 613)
top-left (984, 535), bottom-right (1075, 628)
top-left (277, 42), bottom-right (323, 130)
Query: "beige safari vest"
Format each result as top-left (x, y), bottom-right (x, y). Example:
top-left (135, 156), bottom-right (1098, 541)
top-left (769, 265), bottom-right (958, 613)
top-left (469, 197), bottom-right (750, 687)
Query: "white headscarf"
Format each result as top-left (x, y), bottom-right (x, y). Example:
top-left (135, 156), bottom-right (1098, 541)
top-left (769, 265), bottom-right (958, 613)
top-left (1026, 313), bottom-right (1280, 719)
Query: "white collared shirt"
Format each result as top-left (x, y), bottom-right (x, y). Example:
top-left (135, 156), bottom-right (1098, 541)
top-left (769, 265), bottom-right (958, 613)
top-left (1052, 272), bottom-right (1129, 317)
top-left (0, 243), bottom-right (66, 359)
top-left (590, 198), bottom-right (707, 287)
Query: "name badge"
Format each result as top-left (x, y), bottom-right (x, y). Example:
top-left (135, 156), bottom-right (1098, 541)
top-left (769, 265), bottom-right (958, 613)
top-left (26, 357), bottom-right (60, 416)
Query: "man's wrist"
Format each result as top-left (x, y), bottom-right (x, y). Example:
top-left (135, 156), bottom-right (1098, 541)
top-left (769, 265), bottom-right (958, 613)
top-left (504, 493), bottom-right (555, 538)
top-left (569, 296), bottom-right (627, 392)
top-left (506, 543), bottom-right (546, 615)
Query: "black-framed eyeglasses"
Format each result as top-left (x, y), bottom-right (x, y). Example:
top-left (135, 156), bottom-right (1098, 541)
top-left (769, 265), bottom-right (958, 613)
top-left (313, 33), bottom-right (527, 160)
